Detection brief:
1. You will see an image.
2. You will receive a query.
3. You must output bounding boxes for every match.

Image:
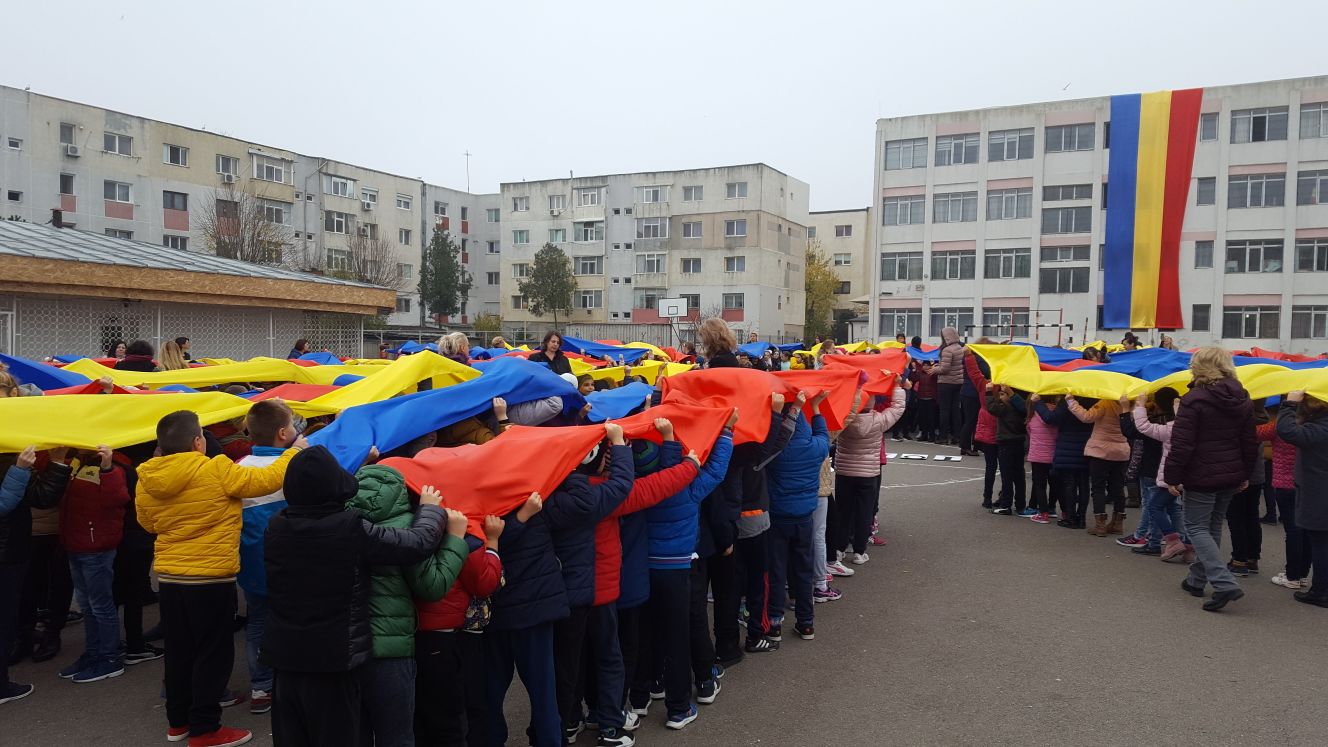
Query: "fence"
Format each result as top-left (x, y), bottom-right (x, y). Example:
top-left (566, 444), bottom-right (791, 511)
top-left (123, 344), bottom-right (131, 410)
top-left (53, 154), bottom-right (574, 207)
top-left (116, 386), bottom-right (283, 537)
top-left (0, 294), bottom-right (365, 360)
top-left (498, 320), bottom-right (804, 348)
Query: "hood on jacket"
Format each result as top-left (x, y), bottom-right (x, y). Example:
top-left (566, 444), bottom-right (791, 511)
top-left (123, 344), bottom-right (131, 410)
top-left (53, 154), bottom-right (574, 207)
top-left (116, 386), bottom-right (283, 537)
top-left (284, 446), bottom-right (357, 509)
top-left (136, 452), bottom-right (211, 499)
top-left (941, 327), bottom-right (960, 346)
top-left (1191, 377), bottom-right (1252, 409)
top-left (786, 412), bottom-right (814, 449)
top-left (348, 464), bottom-right (410, 523)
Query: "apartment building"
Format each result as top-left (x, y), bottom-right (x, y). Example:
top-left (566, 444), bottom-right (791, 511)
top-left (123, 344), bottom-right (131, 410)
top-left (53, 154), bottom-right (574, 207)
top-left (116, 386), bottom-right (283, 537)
top-left (806, 207), bottom-right (871, 313)
top-left (423, 182), bottom-right (503, 321)
top-left (871, 75), bottom-right (1328, 354)
top-left (499, 164), bottom-right (811, 340)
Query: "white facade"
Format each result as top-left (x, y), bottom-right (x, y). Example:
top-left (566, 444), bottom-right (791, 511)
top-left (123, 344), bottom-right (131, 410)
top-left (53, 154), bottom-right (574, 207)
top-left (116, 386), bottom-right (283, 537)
top-left (870, 75), bottom-right (1328, 353)
top-left (806, 207), bottom-right (871, 311)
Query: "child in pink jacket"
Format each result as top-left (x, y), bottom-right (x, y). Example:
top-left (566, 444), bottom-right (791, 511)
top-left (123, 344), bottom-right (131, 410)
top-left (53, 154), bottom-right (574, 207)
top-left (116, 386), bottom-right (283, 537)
top-left (832, 384), bottom-right (907, 564)
top-left (1026, 400), bottom-right (1059, 524)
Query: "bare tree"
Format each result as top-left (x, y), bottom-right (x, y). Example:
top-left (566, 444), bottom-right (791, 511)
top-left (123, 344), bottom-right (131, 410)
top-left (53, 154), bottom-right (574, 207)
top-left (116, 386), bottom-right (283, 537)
top-left (197, 183), bottom-right (296, 267)
top-left (338, 226), bottom-right (405, 289)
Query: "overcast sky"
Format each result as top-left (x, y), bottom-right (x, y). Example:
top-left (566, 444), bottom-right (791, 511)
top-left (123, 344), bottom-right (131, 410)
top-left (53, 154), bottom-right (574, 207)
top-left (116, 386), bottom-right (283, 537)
top-left (8, 1), bottom-right (1326, 209)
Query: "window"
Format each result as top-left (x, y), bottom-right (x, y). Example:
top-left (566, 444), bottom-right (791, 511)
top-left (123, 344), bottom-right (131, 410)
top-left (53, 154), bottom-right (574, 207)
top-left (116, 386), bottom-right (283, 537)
top-left (726, 182), bottom-right (748, 199)
top-left (930, 307), bottom-right (974, 336)
top-left (1040, 245), bottom-right (1090, 262)
top-left (1223, 306), bottom-right (1280, 338)
top-left (427, 200), bottom-right (445, 217)
top-left (1228, 174), bottom-right (1286, 208)
top-left (512, 230), bottom-right (530, 245)
top-left (984, 247), bottom-right (1032, 279)
top-left (479, 271), bottom-right (497, 286)
top-left (394, 297), bottom-right (411, 314)
top-left (5, 190), bottom-right (21, 203)
top-left (324, 176), bottom-right (353, 197)
top-left (105, 229), bottom-right (133, 240)
top-left (486, 208), bottom-right (500, 222)
top-left (1041, 206), bottom-right (1092, 234)
top-left (885, 137), bottom-right (929, 170)
top-left (253, 155), bottom-right (287, 183)
top-left (548, 228), bottom-right (566, 243)
top-left (59, 123), bottom-right (75, 145)
top-left (1298, 169), bottom-right (1328, 205)
top-left (879, 309), bottom-right (922, 338)
top-left (982, 307), bottom-right (1030, 337)
top-left (835, 281), bottom-right (851, 295)
top-left (6, 137), bottom-right (21, 150)
top-left (880, 251), bottom-right (924, 281)
top-left (398, 228), bottom-right (411, 245)
top-left (163, 144), bottom-right (188, 166)
top-left (882, 195), bottom-right (925, 225)
top-left (576, 188), bottom-right (601, 206)
top-left (325, 248), bottom-right (351, 272)
top-left (807, 226), bottom-right (817, 239)
top-left (683, 185), bottom-right (703, 201)
top-left (722, 293), bottom-right (745, 310)
top-left (395, 194), bottom-right (411, 210)
top-left (1039, 267), bottom-right (1090, 293)
top-left (512, 263), bottom-right (530, 278)
top-left (930, 250), bottom-right (976, 280)
top-left (724, 219), bottom-right (747, 237)
top-left (358, 223), bottom-right (379, 240)
top-left (1231, 107), bottom-right (1288, 143)
top-left (1224, 240), bottom-right (1283, 273)
top-left (640, 186), bottom-right (666, 203)
top-left (830, 224), bottom-right (851, 238)
top-left (59, 173), bottom-right (75, 195)
top-left (103, 132), bottom-right (132, 156)
top-left (511, 295), bottom-right (528, 310)
top-left (103, 180), bottom-right (131, 202)
top-left (1303, 103), bottom-right (1328, 140)
top-left (162, 235), bottom-right (188, 251)
top-left (162, 191), bottom-right (188, 211)
top-left (636, 217), bottom-right (668, 239)
top-left (682, 221), bottom-right (702, 238)
top-left (577, 290), bottom-right (603, 309)
top-left (681, 258), bottom-right (701, 274)
top-left (216, 155), bottom-right (238, 176)
top-left (574, 256), bottom-right (603, 276)
top-left (216, 199), bottom-right (239, 220)
top-left (1101, 182), bottom-right (1109, 210)
top-left (1295, 238), bottom-right (1328, 272)
top-left (1194, 240), bottom-right (1214, 269)
top-left (933, 191), bottom-right (977, 223)
top-left (254, 199), bottom-right (287, 225)
top-left (632, 253), bottom-right (663, 274)
top-left (359, 189), bottom-right (378, 207)
top-left (932, 134), bottom-right (980, 167)
top-left (575, 221), bottom-right (604, 242)
top-left (988, 128), bottom-right (1034, 161)
top-left (1200, 112), bottom-right (1218, 141)
top-left (987, 188), bottom-right (1033, 220)
top-left (398, 263), bottom-right (413, 280)
top-left (1043, 184), bottom-right (1093, 201)
top-left (1292, 306), bottom-right (1328, 339)
top-left (833, 252), bottom-right (853, 266)
top-left (632, 289), bottom-right (663, 309)
top-left (512, 196), bottom-right (529, 212)
top-left (487, 240), bottom-right (500, 254)
top-left (324, 211), bottom-right (350, 234)
top-left (1196, 177), bottom-right (1216, 206)
top-left (1192, 304), bottom-right (1211, 331)
top-left (680, 293), bottom-right (700, 311)
top-left (725, 256), bottom-right (746, 273)
top-left (1044, 123), bottom-right (1095, 153)
top-left (460, 206), bottom-right (468, 220)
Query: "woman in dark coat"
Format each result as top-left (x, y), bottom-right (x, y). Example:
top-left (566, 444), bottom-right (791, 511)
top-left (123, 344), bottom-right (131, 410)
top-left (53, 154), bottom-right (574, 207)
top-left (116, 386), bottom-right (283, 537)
top-left (527, 331), bottom-right (572, 376)
top-left (114, 340), bottom-right (158, 373)
top-left (1276, 390), bottom-right (1328, 608)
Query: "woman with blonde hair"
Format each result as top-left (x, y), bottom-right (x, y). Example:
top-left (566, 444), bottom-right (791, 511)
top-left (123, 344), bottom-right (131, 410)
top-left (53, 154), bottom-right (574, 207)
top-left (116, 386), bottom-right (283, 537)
top-left (697, 318), bottom-right (738, 369)
top-left (490, 335), bottom-right (509, 350)
top-left (436, 332), bottom-right (471, 366)
top-left (157, 341), bottom-right (189, 371)
top-left (1163, 346), bottom-right (1258, 612)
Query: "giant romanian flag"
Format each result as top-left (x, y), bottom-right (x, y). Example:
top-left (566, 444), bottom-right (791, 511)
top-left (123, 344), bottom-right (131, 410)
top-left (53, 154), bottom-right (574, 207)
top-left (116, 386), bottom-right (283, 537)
top-left (1102, 88), bottom-right (1203, 330)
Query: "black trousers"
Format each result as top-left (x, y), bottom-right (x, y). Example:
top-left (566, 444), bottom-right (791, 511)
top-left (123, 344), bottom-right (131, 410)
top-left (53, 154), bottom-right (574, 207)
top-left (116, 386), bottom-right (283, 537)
top-left (937, 383), bottom-right (962, 441)
top-left (916, 399), bottom-right (937, 440)
top-left (18, 534), bottom-right (71, 643)
top-left (1307, 529), bottom-right (1328, 596)
top-left (687, 558), bottom-right (715, 684)
top-left (1030, 463), bottom-right (1060, 514)
top-left (112, 539), bottom-right (153, 653)
top-left (415, 630), bottom-right (486, 747)
top-left (575, 604), bottom-right (625, 731)
top-left (273, 669), bottom-right (362, 747)
top-left (959, 395), bottom-right (981, 452)
top-left (553, 605), bottom-right (590, 732)
top-left (1060, 468), bottom-right (1090, 520)
top-left (159, 582), bottom-right (237, 737)
top-left (1088, 458), bottom-right (1126, 515)
top-left (707, 549), bottom-right (741, 663)
top-left (996, 442), bottom-right (1027, 511)
top-left (979, 443), bottom-right (999, 504)
top-left (737, 531), bottom-right (770, 640)
top-left (1275, 488), bottom-right (1314, 580)
top-left (1, 562), bottom-right (26, 687)
top-left (835, 474), bottom-right (878, 555)
top-left (1226, 483), bottom-right (1264, 563)
top-left (891, 391), bottom-right (916, 436)
top-left (631, 569), bottom-right (689, 717)
top-left (615, 605), bottom-right (643, 709)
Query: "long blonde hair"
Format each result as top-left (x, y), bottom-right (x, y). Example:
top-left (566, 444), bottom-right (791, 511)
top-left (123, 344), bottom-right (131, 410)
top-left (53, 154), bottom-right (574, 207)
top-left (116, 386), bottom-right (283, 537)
top-left (1189, 346), bottom-right (1237, 387)
top-left (437, 332), bottom-right (470, 359)
top-left (696, 318), bottom-right (736, 359)
top-left (158, 341), bottom-right (189, 371)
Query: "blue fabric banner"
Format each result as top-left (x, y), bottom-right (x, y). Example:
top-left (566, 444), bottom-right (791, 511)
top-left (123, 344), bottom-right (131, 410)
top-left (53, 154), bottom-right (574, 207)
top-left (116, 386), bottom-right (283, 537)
top-left (0, 353), bottom-right (93, 390)
top-left (558, 336), bottom-right (651, 364)
top-left (584, 381), bottom-right (654, 422)
top-left (298, 351), bottom-right (343, 365)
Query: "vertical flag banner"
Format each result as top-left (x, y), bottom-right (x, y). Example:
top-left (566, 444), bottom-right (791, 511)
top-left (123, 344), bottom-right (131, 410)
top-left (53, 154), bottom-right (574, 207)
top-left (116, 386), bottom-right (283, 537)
top-left (1103, 88), bottom-right (1203, 330)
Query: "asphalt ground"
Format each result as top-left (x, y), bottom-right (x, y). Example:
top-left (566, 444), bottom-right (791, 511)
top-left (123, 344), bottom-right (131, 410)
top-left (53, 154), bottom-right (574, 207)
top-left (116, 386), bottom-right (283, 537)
top-left (7, 439), bottom-right (1326, 746)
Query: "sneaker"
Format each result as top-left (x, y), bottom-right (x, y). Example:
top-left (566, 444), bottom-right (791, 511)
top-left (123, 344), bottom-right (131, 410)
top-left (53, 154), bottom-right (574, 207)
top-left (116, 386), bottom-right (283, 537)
top-left (0, 682), bottom-right (34, 706)
top-left (665, 705), bottom-right (698, 730)
top-left (565, 723), bottom-right (585, 744)
top-left (867, 534), bottom-right (887, 547)
top-left (249, 690), bottom-right (272, 715)
top-left (695, 678), bottom-right (721, 704)
top-left (58, 654), bottom-right (96, 679)
top-left (992, 507), bottom-right (1012, 515)
top-left (187, 726), bottom-right (253, 747)
top-left (795, 622), bottom-right (814, 640)
top-left (744, 636), bottom-right (779, 653)
top-left (715, 649), bottom-right (744, 668)
top-left (851, 553), bottom-right (869, 565)
top-left (1247, 560), bottom-right (1261, 574)
top-left (167, 727), bottom-right (190, 742)
top-left (1227, 560), bottom-right (1251, 577)
top-left (1131, 545), bottom-right (1162, 556)
top-left (71, 658), bottom-right (125, 683)
top-left (827, 561), bottom-right (855, 577)
top-left (218, 690), bottom-right (246, 708)
top-left (144, 624), bottom-right (164, 642)
top-left (1029, 512), bottom-right (1052, 525)
top-left (813, 586), bottom-right (842, 603)
top-left (980, 501), bottom-right (994, 510)
top-left (1116, 535), bottom-right (1149, 548)
top-left (1271, 572), bottom-right (1308, 590)
top-left (649, 680), bottom-right (665, 700)
top-left (1018, 508), bottom-right (1039, 517)
top-left (124, 644), bottom-right (164, 665)
top-left (628, 699), bottom-right (649, 717)
top-left (597, 727), bottom-right (635, 747)
top-left (1056, 516), bottom-right (1076, 528)
top-left (767, 624), bottom-right (783, 642)
top-left (622, 710), bottom-right (641, 731)
top-left (1260, 514), bottom-right (1279, 525)
top-left (710, 663), bottom-right (725, 680)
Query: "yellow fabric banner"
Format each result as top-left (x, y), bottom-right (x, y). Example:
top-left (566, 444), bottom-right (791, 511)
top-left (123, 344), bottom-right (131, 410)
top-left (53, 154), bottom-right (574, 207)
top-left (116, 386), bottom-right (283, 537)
top-left (306, 352), bottom-right (478, 411)
top-left (0, 392), bottom-right (254, 452)
top-left (64, 357), bottom-right (380, 389)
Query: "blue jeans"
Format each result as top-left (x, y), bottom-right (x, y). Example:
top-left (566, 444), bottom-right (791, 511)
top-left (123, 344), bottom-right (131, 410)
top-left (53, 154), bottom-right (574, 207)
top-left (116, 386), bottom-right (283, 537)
top-left (1142, 483), bottom-right (1186, 548)
top-left (243, 590), bottom-right (273, 692)
top-left (1183, 488), bottom-right (1240, 593)
top-left (357, 656), bottom-right (417, 747)
top-left (68, 550), bottom-right (119, 661)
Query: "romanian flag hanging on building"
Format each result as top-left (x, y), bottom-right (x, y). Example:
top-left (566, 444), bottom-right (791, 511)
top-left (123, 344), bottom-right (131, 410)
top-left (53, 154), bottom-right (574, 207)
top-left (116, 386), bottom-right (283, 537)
top-left (1102, 88), bottom-right (1203, 330)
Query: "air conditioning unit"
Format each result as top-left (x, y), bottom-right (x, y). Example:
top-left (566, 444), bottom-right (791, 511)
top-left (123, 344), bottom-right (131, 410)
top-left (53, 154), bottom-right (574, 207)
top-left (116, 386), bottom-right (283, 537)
top-left (362, 201), bottom-right (374, 211)
top-left (549, 209), bottom-right (562, 217)
top-left (220, 173), bottom-right (237, 184)
top-left (63, 144), bottom-right (80, 157)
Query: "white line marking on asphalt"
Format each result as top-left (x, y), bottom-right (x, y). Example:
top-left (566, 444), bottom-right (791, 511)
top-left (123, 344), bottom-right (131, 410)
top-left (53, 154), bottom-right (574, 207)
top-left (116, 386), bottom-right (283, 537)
top-left (882, 476), bottom-right (983, 489)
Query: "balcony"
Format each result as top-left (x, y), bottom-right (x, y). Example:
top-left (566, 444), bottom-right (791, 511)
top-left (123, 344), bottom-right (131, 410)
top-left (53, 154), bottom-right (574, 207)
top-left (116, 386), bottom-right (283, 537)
top-left (721, 308), bottom-right (745, 322)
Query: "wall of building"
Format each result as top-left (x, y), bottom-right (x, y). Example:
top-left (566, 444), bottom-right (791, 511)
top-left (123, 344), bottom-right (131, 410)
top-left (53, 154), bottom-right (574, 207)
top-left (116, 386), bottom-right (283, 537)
top-left (806, 208), bottom-right (871, 311)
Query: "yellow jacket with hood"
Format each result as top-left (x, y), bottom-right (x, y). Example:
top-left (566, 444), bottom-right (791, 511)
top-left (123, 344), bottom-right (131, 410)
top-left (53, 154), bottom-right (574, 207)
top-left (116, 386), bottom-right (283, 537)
top-left (136, 449), bottom-right (298, 581)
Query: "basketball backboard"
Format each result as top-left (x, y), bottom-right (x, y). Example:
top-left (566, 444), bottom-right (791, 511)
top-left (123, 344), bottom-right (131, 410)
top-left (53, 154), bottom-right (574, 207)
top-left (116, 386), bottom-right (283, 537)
top-left (658, 297), bottom-right (688, 318)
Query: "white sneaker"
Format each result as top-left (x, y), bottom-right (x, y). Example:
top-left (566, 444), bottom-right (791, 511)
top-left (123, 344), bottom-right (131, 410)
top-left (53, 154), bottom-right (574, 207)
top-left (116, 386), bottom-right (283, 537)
top-left (827, 560), bottom-right (855, 577)
top-left (621, 711), bottom-right (641, 731)
top-left (851, 553), bottom-right (870, 565)
top-left (1270, 571), bottom-right (1308, 590)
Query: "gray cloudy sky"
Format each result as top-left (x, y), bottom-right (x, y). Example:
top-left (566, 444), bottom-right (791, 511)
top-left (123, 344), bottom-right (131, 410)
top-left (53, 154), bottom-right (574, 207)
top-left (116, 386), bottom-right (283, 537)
top-left (8, 0), bottom-right (1326, 209)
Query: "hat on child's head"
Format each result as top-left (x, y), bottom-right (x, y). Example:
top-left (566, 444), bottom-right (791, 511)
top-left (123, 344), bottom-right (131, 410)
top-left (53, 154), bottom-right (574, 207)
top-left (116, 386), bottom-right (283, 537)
top-left (560, 373), bottom-right (579, 387)
top-left (632, 440), bottom-right (662, 476)
top-left (283, 445), bottom-right (358, 509)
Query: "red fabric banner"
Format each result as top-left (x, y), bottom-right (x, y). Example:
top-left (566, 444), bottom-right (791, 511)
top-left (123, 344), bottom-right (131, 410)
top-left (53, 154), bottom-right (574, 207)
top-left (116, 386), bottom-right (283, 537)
top-left (660, 369), bottom-right (792, 444)
top-left (1156, 88), bottom-right (1203, 329)
top-left (251, 384), bottom-right (341, 402)
top-left (772, 368), bottom-right (863, 430)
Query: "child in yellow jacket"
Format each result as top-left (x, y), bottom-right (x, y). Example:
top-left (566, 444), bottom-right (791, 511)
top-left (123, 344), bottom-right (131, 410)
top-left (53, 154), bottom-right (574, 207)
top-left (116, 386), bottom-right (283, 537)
top-left (135, 410), bottom-right (305, 746)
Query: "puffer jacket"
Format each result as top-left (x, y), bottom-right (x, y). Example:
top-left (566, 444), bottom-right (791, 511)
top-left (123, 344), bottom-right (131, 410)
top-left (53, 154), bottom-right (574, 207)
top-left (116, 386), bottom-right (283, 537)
top-left (985, 390), bottom-right (1027, 443)
top-left (646, 432), bottom-right (734, 569)
top-left (932, 328), bottom-right (965, 386)
top-left (1163, 378), bottom-right (1256, 491)
top-left (136, 448), bottom-right (298, 580)
top-left (59, 459), bottom-right (129, 554)
top-left (436, 417), bottom-right (496, 448)
top-left (618, 440), bottom-right (681, 609)
top-left (548, 445), bottom-right (634, 609)
top-left (1035, 402), bottom-right (1091, 471)
top-left (767, 415), bottom-right (830, 519)
top-left (347, 465), bottom-right (468, 658)
top-left (0, 453), bottom-right (72, 566)
top-left (963, 354), bottom-right (999, 445)
top-left (1027, 410), bottom-right (1058, 464)
top-left (416, 538), bottom-right (503, 631)
top-left (31, 506), bottom-right (60, 536)
top-left (490, 502), bottom-right (567, 631)
top-left (836, 387), bottom-right (906, 478)
top-left (914, 365), bottom-right (937, 399)
top-left (1276, 402), bottom-right (1328, 531)
top-left (1129, 408), bottom-right (1174, 487)
top-left (731, 409), bottom-right (799, 541)
top-left (1256, 420), bottom-right (1296, 490)
top-left (1066, 398), bottom-right (1130, 462)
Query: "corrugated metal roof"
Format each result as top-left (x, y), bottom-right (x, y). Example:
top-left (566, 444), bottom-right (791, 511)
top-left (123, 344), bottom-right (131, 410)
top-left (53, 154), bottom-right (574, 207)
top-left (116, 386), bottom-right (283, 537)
top-left (0, 220), bottom-right (381, 289)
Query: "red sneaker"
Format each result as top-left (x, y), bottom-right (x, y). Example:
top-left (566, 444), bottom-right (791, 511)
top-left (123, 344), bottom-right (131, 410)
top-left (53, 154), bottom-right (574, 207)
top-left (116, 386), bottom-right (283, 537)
top-left (867, 534), bottom-right (887, 547)
top-left (187, 726), bottom-right (252, 747)
top-left (1030, 512), bottom-right (1052, 525)
top-left (167, 727), bottom-right (189, 742)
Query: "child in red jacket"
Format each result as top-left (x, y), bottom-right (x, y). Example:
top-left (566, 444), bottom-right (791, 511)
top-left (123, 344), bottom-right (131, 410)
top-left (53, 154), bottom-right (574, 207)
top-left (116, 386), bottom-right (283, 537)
top-left (415, 514), bottom-right (504, 747)
top-left (57, 445), bottom-right (130, 684)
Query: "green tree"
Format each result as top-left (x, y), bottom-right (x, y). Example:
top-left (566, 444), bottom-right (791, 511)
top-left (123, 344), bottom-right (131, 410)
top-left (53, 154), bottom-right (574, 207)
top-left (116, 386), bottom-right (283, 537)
top-left (417, 229), bottom-right (471, 327)
top-left (519, 243), bottom-right (576, 328)
top-left (804, 242), bottom-right (840, 344)
top-left (472, 313), bottom-right (503, 334)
